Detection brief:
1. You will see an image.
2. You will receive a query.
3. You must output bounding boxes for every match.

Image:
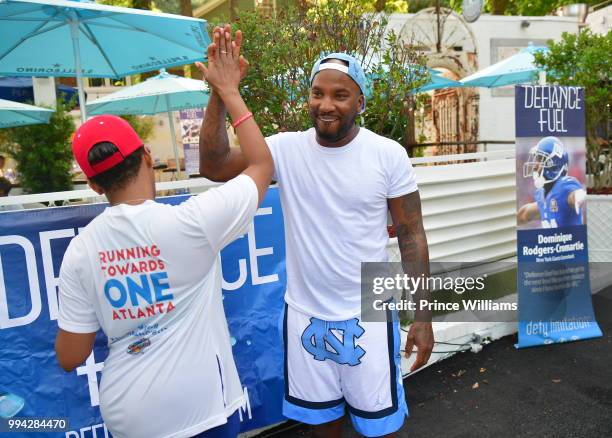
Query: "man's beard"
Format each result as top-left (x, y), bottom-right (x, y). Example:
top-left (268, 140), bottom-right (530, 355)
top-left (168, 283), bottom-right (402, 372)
top-left (310, 110), bottom-right (358, 144)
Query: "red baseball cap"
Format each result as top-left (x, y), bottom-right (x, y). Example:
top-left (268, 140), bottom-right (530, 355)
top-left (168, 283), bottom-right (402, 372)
top-left (72, 115), bottom-right (143, 178)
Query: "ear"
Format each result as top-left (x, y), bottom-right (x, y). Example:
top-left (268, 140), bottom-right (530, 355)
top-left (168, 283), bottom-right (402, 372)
top-left (143, 147), bottom-right (153, 168)
top-left (87, 179), bottom-right (104, 195)
top-left (357, 94), bottom-right (365, 114)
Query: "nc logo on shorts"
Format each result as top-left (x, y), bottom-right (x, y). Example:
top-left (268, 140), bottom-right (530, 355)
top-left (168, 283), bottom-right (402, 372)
top-left (301, 318), bottom-right (365, 366)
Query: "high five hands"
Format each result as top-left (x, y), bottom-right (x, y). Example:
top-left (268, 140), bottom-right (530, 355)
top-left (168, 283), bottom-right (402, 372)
top-left (195, 24), bottom-right (250, 97)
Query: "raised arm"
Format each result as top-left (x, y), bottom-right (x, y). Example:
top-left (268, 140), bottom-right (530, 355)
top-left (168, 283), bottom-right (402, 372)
top-left (388, 191), bottom-right (434, 372)
top-left (196, 26), bottom-right (272, 201)
top-left (197, 26), bottom-right (248, 183)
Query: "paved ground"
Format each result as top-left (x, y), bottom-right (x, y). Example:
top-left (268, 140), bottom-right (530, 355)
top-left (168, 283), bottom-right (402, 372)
top-left (257, 286), bottom-right (612, 438)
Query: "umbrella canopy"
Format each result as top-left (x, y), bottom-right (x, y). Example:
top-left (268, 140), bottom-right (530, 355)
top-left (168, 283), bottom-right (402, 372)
top-left (0, 76), bottom-right (81, 107)
top-left (414, 73), bottom-right (462, 93)
top-left (0, 97), bottom-right (53, 127)
top-left (366, 65), bottom-right (460, 95)
top-left (86, 69), bottom-right (209, 115)
top-left (87, 69), bottom-right (209, 179)
top-left (460, 44), bottom-right (549, 88)
top-left (0, 0), bottom-right (211, 121)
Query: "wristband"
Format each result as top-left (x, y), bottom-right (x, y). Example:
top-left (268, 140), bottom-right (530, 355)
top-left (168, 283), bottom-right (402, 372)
top-left (232, 112), bottom-right (253, 129)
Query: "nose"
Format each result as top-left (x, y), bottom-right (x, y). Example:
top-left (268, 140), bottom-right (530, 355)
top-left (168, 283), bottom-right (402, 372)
top-left (318, 95), bottom-right (335, 113)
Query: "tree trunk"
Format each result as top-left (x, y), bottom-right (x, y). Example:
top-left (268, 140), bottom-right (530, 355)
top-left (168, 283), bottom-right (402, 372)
top-left (375, 0), bottom-right (387, 12)
top-left (490, 0), bottom-right (510, 15)
top-left (131, 0), bottom-right (151, 10)
top-left (256, 0), bottom-right (275, 18)
top-left (404, 95), bottom-right (416, 155)
top-left (297, 0), bottom-right (311, 13)
top-left (230, 0), bottom-right (238, 22)
top-left (178, 0), bottom-right (195, 78)
top-left (180, 0), bottom-right (193, 17)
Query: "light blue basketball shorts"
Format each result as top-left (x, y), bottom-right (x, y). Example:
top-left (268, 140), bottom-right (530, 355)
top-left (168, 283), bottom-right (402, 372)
top-left (282, 304), bottom-right (409, 437)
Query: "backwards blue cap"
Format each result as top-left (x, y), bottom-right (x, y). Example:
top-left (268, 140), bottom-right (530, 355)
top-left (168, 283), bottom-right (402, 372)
top-left (310, 52), bottom-right (367, 113)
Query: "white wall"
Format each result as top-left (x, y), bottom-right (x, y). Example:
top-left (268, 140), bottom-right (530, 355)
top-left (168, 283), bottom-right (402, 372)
top-left (585, 5), bottom-right (611, 35)
top-left (388, 13), bottom-right (580, 147)
top-left (469, 15), bottom-right (579, 145)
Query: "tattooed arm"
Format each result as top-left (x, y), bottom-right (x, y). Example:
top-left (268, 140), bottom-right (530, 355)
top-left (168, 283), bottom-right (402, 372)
top-left (197, 25), bottom-right (248, 183)
top-left (388, 190), bottom-right (434, 372)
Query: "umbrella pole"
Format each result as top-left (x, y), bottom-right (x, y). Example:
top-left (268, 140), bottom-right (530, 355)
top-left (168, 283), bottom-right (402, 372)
top-left (166, 100), bottom-right (182, 180)
top-left (70, 20), bottom-right (87, 123)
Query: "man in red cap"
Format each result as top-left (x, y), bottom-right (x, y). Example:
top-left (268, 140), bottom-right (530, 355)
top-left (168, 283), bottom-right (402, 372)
top-left (55, 27), bottom-right (272, 438)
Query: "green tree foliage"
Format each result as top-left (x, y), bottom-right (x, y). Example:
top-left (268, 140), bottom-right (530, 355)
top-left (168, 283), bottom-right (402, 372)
top-left (230, 0), bottom-right (428, 145)
top-left (404, 0), bottom-right (600, 16)
top-left (1, 99), bottom-right (75, 194)
top-left (407, 0), bottom-right (460, 13)
top-left (121, 115), bottom-right (155, 144)
top-left (534, 29), bottom-right (612, 190)
top-left (97, 0), bottom-right (132, 7)
top-left (485, 0), bottom-right (601, 16)
top-left (98, 0), bottom-right (206, 14)
top-left (360, 0), bottom-right (408, 12)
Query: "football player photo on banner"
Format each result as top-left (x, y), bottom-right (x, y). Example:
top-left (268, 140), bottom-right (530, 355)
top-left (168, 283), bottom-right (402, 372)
top-left (515, 85), bottom-right (602, 348)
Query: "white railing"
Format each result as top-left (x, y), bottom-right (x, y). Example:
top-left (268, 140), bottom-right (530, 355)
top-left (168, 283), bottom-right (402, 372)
top-left (0, 178), bottom-right (220, 208)
top-left (412, 156), bottom-right (517, 262)
top-left (586, 195), bottom-right (612, 264)
top-left (410, 149), bottom-right (515, 165)
top-left (2, 151), bottom-right (519, 263)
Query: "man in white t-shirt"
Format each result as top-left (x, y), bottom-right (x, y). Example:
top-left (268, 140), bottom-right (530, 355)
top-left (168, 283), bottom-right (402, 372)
top-left (55, 28), bottom-right (273, 438)
top-left (199, 28), bottom-right (433, 438)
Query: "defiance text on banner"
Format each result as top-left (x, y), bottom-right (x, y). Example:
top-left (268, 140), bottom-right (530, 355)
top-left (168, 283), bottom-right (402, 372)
top-left (0, 188), bottom-right (286, 436)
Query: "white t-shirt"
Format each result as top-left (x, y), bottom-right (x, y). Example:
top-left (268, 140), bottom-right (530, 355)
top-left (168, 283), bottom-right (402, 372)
top-left (58, 174), bottom-right (258, 438)
top-left (268, 128), bottom-right (417, 320)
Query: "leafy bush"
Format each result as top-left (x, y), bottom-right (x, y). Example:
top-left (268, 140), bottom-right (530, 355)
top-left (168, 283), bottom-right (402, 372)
top-left (534, 30), bottom-right (612, 191)
top-left (2, 99), bottom-right (75, 194)
top-left (121, 114), bottom-right (154, 144)
top-left (228, 0), bottom-right (428, 145)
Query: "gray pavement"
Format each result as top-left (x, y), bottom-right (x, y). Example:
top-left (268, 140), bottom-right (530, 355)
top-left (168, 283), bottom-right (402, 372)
top-left (257, 286), bottom-right (612, 438)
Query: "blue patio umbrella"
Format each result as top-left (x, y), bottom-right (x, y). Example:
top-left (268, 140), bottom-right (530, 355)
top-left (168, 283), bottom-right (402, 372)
top-left (460, 44), bottom-right (549, 88)
top-left (414, 72), bottom-right (462, 93)
top-left (0, 76), bottom-right (81, 107)
top-left (0, 0), bottom-right (211, 121)
top-left (0, 97), bottom-right (53, 127)
top-left (366, 65), bottom-right (460, 96)
top-left (87, 69), bottom-right (209, 178)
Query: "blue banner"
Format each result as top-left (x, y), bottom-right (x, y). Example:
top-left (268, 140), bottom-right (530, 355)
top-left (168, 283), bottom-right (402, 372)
top-left (0, 188), bottom-right (286, 436)
top-left (515, 85), bottom-right (585, 137)
top-left (515, 85), bottom-right (602, 348)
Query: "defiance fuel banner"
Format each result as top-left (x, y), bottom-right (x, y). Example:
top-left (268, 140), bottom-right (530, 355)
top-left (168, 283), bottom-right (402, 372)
top-left (0, 189), bottom-right (286, 436)
top-left (515, 85), bottom-right (602, 348)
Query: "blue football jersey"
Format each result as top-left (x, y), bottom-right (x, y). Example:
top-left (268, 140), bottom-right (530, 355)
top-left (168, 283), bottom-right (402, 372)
top-left (535, 176), bottom-right (583, 228)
